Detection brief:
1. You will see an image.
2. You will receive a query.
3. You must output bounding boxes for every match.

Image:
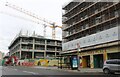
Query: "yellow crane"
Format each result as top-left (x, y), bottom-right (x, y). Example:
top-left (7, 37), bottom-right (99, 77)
top-left (0, 11), bottom-right (41, 24)
top-left (5, 2), bottom-right (62, 39)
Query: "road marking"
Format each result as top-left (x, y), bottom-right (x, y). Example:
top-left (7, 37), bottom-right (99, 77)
top-left (13, 69), bottom-right (17, 71)
top-left (22, 71), bottom-right (38, 75)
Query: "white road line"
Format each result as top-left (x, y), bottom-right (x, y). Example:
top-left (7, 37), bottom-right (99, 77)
top-left (13, 69), bottom-right (17, 71)
top-left (22, 71), bottom-right (38, 75)
top-left (3, 67), bottom-right (18, 71)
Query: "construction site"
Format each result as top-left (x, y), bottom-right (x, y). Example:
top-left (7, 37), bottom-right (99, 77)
top-left (9, 31), bottom-right (62, 59)
top-left (0, 1), bottom-right (62, 67)
top-left (62, 1), bottom-right (120, 68)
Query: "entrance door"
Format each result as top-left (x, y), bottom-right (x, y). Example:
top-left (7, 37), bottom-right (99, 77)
top-left (94, 54), bottom-right (103, 68)
top-left (82, 56), bottom-right (90, 68)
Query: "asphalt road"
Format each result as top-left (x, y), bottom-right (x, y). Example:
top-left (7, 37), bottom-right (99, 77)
top-left (1, 66), bottom-right (120, 77)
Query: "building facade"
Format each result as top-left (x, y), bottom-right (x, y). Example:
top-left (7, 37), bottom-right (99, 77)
top-left (62, 1), bottom-right (120, 68)
top-left (8, 34), bottom-right (62, 59)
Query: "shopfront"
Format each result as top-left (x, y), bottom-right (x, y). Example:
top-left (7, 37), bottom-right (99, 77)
top-left (80, 46), bottom-right (119, 68)
top-left (93, 54), bottom-right (103, 68)
top-left (108, 52), bottom-right (120, 59)
top-left (82, 56), bottom-right (90, 68)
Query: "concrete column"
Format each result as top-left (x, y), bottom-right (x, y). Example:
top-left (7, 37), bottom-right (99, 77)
top-left (90, 55), bottom-right (94, 68)
top-left (55, 47), bottom-right (57, 58)
top-left (103, 49), bottom-right (108, 61)
top-left (32, 52), bottom-right (34, 59)
top-left (32, 38), bottom-right (35, 59)
top-left (19, 38), bottom-right (22, 59)
top-left (18, 51), bottom-right (20, 58)
top-left (55, 41), bottom-right (57, 46)
top-left (44, 40), bottom-right (47, 58)
top-left (17, 52), bottom-right (19, 58)
top-left (20, 51), bottom-right (21, 59)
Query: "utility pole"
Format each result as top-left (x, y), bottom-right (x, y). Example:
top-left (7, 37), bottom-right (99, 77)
top-left (77, 43), bottom-right (81, 71)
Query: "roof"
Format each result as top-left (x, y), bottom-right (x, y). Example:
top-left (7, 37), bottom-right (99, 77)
top-left (62, 0), bottom-right (73, 9)
top-left (9, 34), bottom-right (62, 49)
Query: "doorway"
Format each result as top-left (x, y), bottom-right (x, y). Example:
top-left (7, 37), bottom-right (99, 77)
top-left (94, 54), bottom-right (103, 68)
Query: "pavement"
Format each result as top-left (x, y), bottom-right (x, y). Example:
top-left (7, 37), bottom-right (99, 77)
top-left (31, 66), bottom-right (103, 73)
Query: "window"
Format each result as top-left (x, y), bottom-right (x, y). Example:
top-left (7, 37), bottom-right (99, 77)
top-left (95, 16), bottom-right (102, 24)
top-left (106, 60), bottom-right (118, 64)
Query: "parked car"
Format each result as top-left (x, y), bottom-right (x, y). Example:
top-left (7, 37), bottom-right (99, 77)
top-left (103, 59), bottom-right (120, 74)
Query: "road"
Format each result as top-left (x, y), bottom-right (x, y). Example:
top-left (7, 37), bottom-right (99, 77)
top-left (1, 66), bottom-right (120, 77)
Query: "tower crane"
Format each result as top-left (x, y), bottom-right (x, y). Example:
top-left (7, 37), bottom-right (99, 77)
top-left (0, 11), bottom-right (41, 24)
top-left (5, 2), bottom-right (62, 39)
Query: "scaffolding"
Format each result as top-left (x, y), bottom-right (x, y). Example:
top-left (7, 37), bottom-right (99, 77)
top-left (62, 2), bottom-right (120, 43)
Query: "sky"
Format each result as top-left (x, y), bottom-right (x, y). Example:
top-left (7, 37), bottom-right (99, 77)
top-left (0, 0), bottom-right (71, 54)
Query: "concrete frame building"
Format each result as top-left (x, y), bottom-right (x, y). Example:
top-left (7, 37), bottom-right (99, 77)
top-left (8, 33), bottom-right (62, 59)
top-left (62, 1), bottom-right (120, 68)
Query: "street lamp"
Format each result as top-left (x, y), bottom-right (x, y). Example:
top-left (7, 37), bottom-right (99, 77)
top-left (77, 43), bottom-right (81, 71)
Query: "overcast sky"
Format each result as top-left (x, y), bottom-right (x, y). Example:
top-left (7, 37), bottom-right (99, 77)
top-left (0, 0), bottom-right (71, 54)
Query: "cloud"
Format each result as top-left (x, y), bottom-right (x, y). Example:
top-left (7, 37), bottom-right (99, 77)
top-left (0, 0), bottom-right (66, 53)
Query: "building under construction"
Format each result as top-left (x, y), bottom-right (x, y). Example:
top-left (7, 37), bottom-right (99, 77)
top-left (8, 32), bottom-right (62, 59)
top-left (62, 1), bottom-right (120, 68)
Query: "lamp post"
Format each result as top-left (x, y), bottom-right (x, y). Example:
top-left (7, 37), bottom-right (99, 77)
top-left (77, 43), bottom-right (81, 71)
